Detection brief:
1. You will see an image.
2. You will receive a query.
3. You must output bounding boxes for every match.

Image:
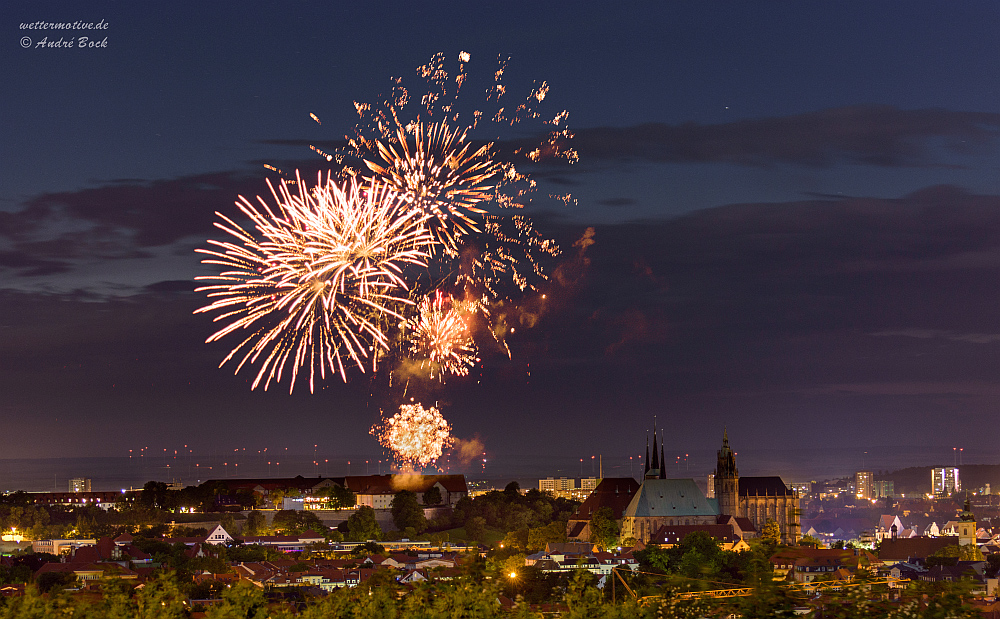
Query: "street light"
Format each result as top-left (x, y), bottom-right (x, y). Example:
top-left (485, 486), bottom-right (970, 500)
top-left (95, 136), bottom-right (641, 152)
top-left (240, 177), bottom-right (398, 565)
top-left (508, 571), bottom-right (517, 599)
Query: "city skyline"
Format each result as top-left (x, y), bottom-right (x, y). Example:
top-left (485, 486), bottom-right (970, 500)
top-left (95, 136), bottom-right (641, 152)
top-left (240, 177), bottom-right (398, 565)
top-left (5, 2), bottom-right (1000, 466)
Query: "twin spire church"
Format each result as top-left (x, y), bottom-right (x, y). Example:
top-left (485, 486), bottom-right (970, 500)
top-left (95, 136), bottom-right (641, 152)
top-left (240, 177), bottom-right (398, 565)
top-left (620, 423), bottom-right (800, 544)
top-left (643, 418), bottom-right (667, 479)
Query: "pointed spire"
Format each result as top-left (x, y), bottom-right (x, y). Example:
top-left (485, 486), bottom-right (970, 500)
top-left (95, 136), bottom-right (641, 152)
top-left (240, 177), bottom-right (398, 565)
top-left (651, 416), bottom-right (659, 471)
top-left (659, 430), bottom-right (666, 479)
top-left (644, 431), bottom-right (650, 474)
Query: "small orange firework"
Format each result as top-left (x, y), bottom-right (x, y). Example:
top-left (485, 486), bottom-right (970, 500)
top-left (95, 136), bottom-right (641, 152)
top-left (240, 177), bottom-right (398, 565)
top-left (195, 173), bottom-right (432, 392)
top-left (405, 290), bottom-right (479, 379)
top-left (371, 403), bottom-right (454, 468)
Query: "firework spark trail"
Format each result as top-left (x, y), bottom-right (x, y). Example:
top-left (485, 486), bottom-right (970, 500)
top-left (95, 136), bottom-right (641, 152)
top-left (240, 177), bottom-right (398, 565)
top-left (195, 173), bottom-right (433, 393)
top-left (349, 52), bottom-right (575, 212)
top-left (346, 52), bottom-right (571, 299)
top-left (198, 51), bottom-right (575, 393)
top-left (405, 290), bottom-right (480, 379)
top-left (364, 121), bottom-right (499, 256)
top-left (371, 402), bottom-right (454, 468)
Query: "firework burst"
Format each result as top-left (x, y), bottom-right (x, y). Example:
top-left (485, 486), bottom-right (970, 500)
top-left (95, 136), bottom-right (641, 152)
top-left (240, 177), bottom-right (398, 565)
top-left (195, 173), bottom-right (432, 392)
top-left (364, 121), bottom-right (499, 255)
top-left (371, 402), bottom-right (454, 468)
top-left (405, 290), bottom-right (480, 379)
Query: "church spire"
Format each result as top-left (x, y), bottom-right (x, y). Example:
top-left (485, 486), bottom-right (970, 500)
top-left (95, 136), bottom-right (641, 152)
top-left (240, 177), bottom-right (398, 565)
top-left (644, 431), bottom-right (650, 474)
top-left (659, 429), bottom-right (666, 479)
top-left (651, 417), bottom-right (659, 471)
top-left (717, 426), bottom-right (737, 478)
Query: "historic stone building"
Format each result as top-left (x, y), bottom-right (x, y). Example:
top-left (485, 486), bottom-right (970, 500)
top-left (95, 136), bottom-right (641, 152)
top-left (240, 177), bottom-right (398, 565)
top-left (713, 429), bottom-right (800, 544)
top-left (620, 418), bottom-right (716, 543)
top-left (618, 423), bottom-right (801, 545)
top-left (620, 478), bottom-right (719, 543)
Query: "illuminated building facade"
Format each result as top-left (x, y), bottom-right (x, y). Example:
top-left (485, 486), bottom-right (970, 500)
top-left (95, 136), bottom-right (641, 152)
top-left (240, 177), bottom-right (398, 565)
top-left (69, 478), bottom-right (92, 493)
top-left (874, 479), bottom-right (894, 498)
top-left (714, 430), bottom-right (800, 544)
top-left (931, 467), bottom-right (960, 498)
top-left (855, 471), bottom-right (874, 500)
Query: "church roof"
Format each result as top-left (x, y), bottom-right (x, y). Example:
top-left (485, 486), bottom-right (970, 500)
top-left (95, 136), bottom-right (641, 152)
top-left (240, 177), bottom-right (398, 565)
top-left (650, 524), bottom-right (742, 546)
top-left (878, 537), bottom-right (958, 562)
top-left (739, 476), bottom-right (795, 497)
top-left (573, 478), bottom-right (641, 520)
top-left (622, 478), bottom-right (718, 519)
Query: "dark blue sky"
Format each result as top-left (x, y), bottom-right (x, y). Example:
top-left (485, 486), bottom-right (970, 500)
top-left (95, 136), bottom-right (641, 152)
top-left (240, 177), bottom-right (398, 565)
top-left (4, 1), bottom-right (1000, 480)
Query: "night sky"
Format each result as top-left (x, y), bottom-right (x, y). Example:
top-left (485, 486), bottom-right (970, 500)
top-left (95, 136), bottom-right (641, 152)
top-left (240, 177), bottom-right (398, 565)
top-left (5, 2), bottom-right (1000, 478)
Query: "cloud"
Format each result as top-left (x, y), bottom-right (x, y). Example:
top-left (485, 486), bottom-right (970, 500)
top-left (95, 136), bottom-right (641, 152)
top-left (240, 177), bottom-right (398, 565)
top-left (597, 198), bottom-right (635, 207)
top-left (571, 106), bottom-right (1000, 167)
top-left (0, 170), bottom-right (265, 279)
top-left (872, 329), bottom-right (1000, 344)
top-left (800, 381), bottom-right (1000, 397)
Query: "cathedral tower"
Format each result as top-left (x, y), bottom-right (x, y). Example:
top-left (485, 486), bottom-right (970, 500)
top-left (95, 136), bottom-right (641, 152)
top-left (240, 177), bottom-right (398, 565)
top-left (714, 428), bottom-right (740, 517)
top-left (958, 495), bottom-right (977, 546)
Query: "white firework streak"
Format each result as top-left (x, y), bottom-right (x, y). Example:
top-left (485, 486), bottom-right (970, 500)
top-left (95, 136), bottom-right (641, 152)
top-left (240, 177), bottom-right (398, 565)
top-left (195, 173), bottom-right (433, 392)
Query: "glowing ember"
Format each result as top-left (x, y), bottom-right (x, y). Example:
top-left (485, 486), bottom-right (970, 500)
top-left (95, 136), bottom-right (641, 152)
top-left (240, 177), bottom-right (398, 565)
top-left (405, 290), bottom-right (479, 379)
top-left (371, 403), bottom-right (454, 468)
top-left (195, 173), bottom-right (432, 392)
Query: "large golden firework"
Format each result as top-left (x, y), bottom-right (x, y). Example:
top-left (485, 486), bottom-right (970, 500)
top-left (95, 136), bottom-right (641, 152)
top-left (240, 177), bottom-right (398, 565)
top-left (364, 121), bottom-right (499, 256)
top-left (405, 290), bottom-right (479, 379)
top-left (371, 402), bottom-right (454, 468)
top-left (195, 173), bottom-right (432, 392)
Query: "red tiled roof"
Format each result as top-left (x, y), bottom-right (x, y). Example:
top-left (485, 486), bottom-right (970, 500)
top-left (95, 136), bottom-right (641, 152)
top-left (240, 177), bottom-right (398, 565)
top-left (650, 524), bottom-right (742, 546)
top-left (573, 478), bottom-right (641, 520)
top-left (878, 537), bottom-right (959, 562)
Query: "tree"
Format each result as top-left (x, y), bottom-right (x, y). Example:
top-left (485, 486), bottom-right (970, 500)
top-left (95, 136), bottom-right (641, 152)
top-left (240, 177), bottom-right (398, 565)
top-left (761, 518), bottom-right (781, 544)
top-left (243, 511), bottom-right (267, 536)
top-left (136, 571), bottom-right (188, 619)
top-left (423, 485), bottom-right (443, 507)
top-left (272, 509), bottom-right (298, 533)
top-left (588, 507), bottom-right (619, 551)
top-left (206, 580), bottom-right (272, 619)
top-left (928, 543), bottom-right (984, 567)
top-left (219, 513), bottom-right (238, 535)
top-left (390, 491), bottom-right (426, 534)
top-left (798, 534), bottom-right (823, 548)
top-left (350, 541), bottom-right (386, 557)
top-left (635, 545), bottom-right (671, 574)
top-left (325, 530), bottom-right (344, 543)
top-left (36, 570), bottom-right (76, 593)
top-left (331, 484), bottom-right (356, 510)
top-left (346, 506), bottom-right (382, 542)
top-left (465, 516), bottom-right (487, 543)
top-left (526, 522), bottom-right (566, 551)
top-left (504, 481), bottom-right (521, 498)
top-left (139, 481), bottom-right (173, 510)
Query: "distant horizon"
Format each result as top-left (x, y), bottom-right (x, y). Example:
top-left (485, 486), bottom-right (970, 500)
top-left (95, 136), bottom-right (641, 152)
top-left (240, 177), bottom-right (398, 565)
top-left (2, 445), bottom-right (996, 494)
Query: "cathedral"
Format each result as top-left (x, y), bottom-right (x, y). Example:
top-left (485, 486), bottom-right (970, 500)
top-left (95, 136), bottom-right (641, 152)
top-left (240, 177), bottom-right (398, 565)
top-left (714, 428), bottom-right (800, 544)
top-left (620, 424), bottom-right (800, 545)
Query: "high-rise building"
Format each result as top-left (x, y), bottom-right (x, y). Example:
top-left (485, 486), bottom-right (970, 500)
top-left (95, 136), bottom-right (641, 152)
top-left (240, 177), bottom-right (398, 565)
top-left (874, 480), bottom-right (894, 498)
top-left (706, 473), bottom-right (716, 498)
top-left (69, 478), bottom-right (91, 493)
top-left (855, 471), bottom-right (874, 501)
top-left (539, 477), bottom-right (575, 499)
top-left (931, 467), bottom-right (960, 498)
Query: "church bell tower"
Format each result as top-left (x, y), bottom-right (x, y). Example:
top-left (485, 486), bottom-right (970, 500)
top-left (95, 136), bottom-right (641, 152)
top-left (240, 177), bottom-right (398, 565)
top-left (714, 428), bottom-right (740, 517)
